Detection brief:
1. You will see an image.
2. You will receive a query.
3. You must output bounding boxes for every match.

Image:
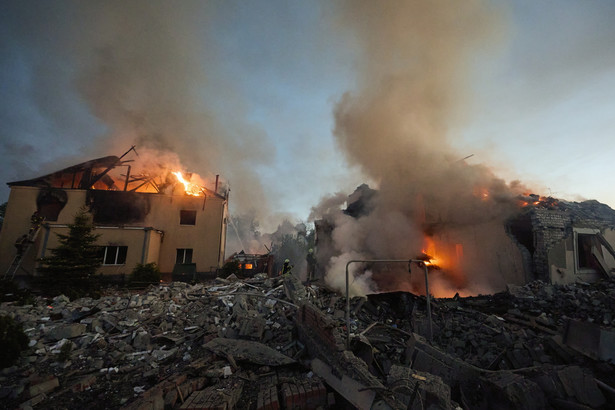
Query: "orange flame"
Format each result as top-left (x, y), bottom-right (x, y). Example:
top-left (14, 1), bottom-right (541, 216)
top-left (173, 171), bottom-right (203, 196)
top-left (419, 236), bottom-right (467, 293)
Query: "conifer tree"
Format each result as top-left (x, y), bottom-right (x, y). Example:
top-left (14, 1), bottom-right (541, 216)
top-left (38, 207), bottom-right (101, 294)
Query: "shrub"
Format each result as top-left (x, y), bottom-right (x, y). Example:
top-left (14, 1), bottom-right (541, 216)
top-left (38, 207), bottom-right (101, 297)
top-left (129, 262), bottom-right (161, 285)
top-left (0, 315), bottom-right (29, 368)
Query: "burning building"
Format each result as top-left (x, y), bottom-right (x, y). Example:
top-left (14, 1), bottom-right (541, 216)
top-left (0, 148), bottom-right (229, 282)
top-left (314, 184), bottom-right (615, 298)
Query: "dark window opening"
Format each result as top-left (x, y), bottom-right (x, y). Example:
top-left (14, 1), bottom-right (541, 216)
top-left (180, 210), bottom-right (197, 225)
top-left (36, 189), bottom-right (68, 222)
top-left (176, 248), bottom-right (193, 264)
top-left (101, 246), bottom-right (128, 265)
top-left (507, 214), bottom-right (534, 255)
top-left (577, 233), bottom-right (605, 272)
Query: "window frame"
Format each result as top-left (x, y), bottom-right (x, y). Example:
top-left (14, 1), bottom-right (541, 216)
top-left (101, 245), bottom-right (128, 265)
top-left (176, 248), bottom-right (193, 264)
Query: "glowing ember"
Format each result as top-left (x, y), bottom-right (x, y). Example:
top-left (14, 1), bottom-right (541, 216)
top-left (472, 186), bottom-right (490, 201)
top-left (172, 171), bottom-right (203, 196)
top-left (518, 193), bottom-right (558, 209)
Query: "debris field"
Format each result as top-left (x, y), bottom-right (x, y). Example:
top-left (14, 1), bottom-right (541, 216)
top-left (1, 274), bottom-right (614, 409)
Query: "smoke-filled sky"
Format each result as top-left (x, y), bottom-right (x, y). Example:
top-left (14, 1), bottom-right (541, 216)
top-left (2, 0), bottom-right (615, 230)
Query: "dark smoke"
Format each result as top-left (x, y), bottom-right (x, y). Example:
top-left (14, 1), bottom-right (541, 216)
top-left (1, 1), bottom-right (272, 214)
top-left (312, 1), bottom-right (530, 296)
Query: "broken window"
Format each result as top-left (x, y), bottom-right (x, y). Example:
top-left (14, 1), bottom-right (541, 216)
top-left (101, 246), bottom-right (127, 265)
top-left (577, 234), bottom-right (597, 270)
top-left (575, 230), bottom-right (615, 275)
top-left (180, 210), bottom-right (197, 225)
top-left (176, 248), bottom-right (193, 264)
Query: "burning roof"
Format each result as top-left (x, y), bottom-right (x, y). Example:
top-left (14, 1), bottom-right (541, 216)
top-left (7, 147), bottom-right (226, 199)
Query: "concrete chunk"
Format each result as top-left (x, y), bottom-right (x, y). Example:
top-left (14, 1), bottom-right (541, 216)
top-left (46, 323), bottom-right (86, 341)
top-left (204, 338), bottom-right (294, 366)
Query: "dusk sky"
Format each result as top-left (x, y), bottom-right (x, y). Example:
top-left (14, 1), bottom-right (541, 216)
top-left (1, 1), bottom-right (615, 230)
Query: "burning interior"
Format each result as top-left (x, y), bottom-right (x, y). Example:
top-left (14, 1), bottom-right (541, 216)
top-left (314, 182), bottom-right (615, 298)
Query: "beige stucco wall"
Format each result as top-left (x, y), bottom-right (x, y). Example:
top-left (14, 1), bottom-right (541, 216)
top-left (0, 186), bottom-right (228, 277)
top-left (0, 187), bottom-right (89, 275)
top-left (143, 194), bottom-right (228, 273)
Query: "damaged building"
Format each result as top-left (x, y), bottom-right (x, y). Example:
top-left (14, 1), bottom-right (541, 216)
top-left (0, 148), bottom-right (229, 282)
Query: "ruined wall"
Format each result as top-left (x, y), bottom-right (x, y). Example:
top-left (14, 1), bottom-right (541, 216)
top-left (530, 208), bottom-right (615, 285)
top-left (88, 190), bottom-right (151, 224)
top-left (531, 209), bottom-right (572, 282)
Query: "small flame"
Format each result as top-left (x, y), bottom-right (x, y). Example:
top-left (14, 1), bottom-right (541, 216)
top-left (173, 171), bottom-right (203, 196)
top-left (473, 187), bottom-right (490, 201)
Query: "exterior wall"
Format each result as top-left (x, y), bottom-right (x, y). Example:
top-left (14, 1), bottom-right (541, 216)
top-left (0, 185), bottom-right (228, 278)
top-left (143, 194), bottom-right (227, 273)
top-left (0, 187), bottom-right (88, 275)
top-left (531, 209), bottom-right (571, 281)
top-left (145, 229), bottom-right (163, 265)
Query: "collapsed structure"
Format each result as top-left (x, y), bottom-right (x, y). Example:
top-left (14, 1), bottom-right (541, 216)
top-left (0, 148), bottom-right (229, 282)
top-left (1, 274), bottom-right (614, 409)
top-left (314, 185), bottom-right (615, 297)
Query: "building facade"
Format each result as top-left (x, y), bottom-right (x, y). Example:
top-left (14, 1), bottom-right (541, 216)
top-left (0, 154), bottom-right (228, 281)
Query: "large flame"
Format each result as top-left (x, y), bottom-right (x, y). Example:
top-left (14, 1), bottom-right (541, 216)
top-left (420, 236), bottom-right (468, 296)
top-left (172, 171), bottom-right (203, 196)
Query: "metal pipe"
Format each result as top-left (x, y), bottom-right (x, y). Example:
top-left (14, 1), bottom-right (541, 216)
top-left (345, 258), bottom-right (433, 348)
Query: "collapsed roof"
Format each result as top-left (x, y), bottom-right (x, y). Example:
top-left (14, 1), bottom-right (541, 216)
top-left (7, 148), bottom-right (223, 198)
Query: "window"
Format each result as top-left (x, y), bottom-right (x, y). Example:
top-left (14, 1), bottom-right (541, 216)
top-left (101, 246), bottom-right (127, 265)
top-left (176, 248), bottom-right (193, 264)
top-left (180, 210), bottom-right (197, 225)
top-left (574, 229), bottom-right (615, 274)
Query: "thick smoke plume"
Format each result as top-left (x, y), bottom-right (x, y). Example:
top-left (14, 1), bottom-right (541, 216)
top-left (1, 1), bottom-right (271, 216)
top-left (313, 1), bottom-right (530, 297)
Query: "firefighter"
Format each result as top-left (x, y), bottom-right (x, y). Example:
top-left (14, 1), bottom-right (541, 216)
top-left (281, 259), bottom-right (293, 276)
top-left (29, 211), bottom-right (44, 235)
top-left (14, 234), bottom-right (29, 256)
top-left (30, 211), bottom-right (43, 226)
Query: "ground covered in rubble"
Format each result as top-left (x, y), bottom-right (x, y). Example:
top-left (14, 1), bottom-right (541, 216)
top-left (1, 275), bottom-right (614, 409)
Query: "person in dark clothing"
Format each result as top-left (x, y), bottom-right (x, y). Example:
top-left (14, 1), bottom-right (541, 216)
top-left (281, 259), bottom-right (293, 276)
top-left (14, 234), bottom-right (29, 256)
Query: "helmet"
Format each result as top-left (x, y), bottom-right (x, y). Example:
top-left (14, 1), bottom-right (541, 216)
top-left (284, 259), bottom-right (290, 263)
top-left (308, 248), bottom-right (313, 253)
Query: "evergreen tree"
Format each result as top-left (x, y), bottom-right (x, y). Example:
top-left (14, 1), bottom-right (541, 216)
top-left (38, 207), bottom-right (101, 296)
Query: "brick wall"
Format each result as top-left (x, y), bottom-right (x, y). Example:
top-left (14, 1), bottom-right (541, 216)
top-left (531, 210), bottom-right (572, 280)
top-left (295, 303), bottom-right (345, 359)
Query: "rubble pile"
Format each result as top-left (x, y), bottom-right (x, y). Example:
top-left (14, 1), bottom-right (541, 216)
top-left (344, 279), bottom-right (615, 408)
top-left (0, 276), bottom-right (321, 409)
top-left (0, 275), bottom-right (614, 409)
